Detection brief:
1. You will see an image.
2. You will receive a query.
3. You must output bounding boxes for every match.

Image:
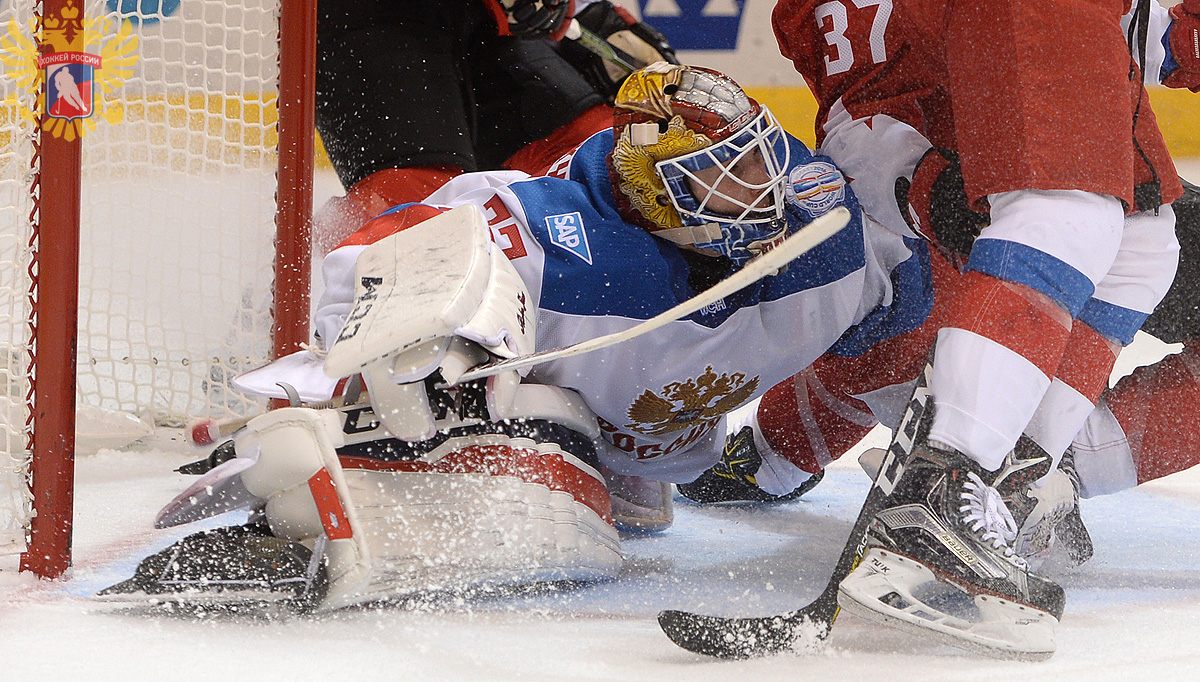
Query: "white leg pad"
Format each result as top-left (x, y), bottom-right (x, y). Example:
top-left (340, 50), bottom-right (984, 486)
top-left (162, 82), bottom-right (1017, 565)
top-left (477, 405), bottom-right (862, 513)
top-left (323, 433), bottom-right (622, 608)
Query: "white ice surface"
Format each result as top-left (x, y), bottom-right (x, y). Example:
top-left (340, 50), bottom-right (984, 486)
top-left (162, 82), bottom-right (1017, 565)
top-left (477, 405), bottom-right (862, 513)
top-left (3, 165), bottom-right (1200, 681)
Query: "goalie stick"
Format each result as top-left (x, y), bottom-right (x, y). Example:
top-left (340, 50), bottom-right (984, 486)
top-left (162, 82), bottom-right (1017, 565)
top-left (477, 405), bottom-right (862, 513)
top-left (455, 207), bottom-right (851, 383)
top-left (656, 361), bottom-right (931, 658)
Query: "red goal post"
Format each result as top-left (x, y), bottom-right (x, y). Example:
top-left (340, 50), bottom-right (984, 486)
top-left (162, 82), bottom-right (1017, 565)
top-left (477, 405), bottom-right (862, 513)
top-left (1, 0), bottom-right (317, 578)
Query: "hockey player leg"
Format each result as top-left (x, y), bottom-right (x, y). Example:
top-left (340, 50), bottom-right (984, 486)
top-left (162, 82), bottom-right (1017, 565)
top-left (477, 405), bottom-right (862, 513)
top-left (1076, 337), bottom-right (1200, 493)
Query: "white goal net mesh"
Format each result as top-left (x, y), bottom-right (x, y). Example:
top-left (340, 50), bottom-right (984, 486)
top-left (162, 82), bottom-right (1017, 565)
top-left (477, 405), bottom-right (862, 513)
top-left (0, 0), bottom-right (289, 563)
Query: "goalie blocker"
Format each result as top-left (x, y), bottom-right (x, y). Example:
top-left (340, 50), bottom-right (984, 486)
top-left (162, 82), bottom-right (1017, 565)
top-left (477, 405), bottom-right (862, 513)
top-left (101, 206), bottom-right (622, 610)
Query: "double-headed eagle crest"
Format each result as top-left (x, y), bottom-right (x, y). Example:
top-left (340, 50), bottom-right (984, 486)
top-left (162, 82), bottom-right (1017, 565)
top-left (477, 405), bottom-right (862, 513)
top-left (626, 366), bottom-right (759, 436)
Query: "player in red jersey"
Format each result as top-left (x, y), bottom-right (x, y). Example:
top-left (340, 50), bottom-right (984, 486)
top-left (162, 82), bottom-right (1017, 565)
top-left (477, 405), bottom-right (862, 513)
top-left (676, 0), bottom-right (1196, 658)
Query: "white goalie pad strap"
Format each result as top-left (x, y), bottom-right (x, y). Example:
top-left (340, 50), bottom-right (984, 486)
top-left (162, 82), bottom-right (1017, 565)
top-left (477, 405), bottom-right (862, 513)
top-left (487, 375), bottom-right (601, 441)
top-left (327, 433), bottom-right (622, 607)
top-left (354, 338), bottom-right (490, 442)
top-left (231, 408), bottom-right (374, 604)
top-left (356, 340), bottom-right (598, 443)
top-left (323, 204), bottom-right (534, 380)
top-left (362, 362), bottom-right (439, 442)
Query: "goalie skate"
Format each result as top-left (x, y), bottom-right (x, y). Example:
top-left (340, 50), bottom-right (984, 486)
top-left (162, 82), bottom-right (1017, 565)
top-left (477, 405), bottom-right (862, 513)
top-left (96, 524), bottom-right (329, 615)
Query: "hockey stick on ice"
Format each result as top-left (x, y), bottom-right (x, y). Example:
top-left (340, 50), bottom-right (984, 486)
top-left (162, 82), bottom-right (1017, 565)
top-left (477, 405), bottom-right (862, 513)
top-left (455, 207), bottom-right (851, 384)
top-left (656, 363), bottom-right (932, 658)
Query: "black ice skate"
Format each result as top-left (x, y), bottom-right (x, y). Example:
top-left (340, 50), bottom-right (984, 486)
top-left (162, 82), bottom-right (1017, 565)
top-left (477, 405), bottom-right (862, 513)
top-left (677, 426), bottom-right (824, 504)
top-left (837, 394), bottom-right (1065, 660)
top-left (858, 438), bottom-right (1094, 570)
top-left (97, 523), bottom-right (329, 614)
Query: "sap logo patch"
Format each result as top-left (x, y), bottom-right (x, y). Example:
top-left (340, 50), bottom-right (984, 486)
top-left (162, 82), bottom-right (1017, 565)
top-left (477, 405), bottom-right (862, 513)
top-left (786, 161), bottom-right (846, 221)
top-left (545, 212), bottom-right (593, 265)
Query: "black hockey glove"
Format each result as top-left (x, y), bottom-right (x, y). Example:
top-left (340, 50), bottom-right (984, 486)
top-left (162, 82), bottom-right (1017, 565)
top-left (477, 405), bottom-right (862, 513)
top-left (1140, 178), bottom-right (1200, 343)
top-left (559, 1), bottom-right (679, 100)
top-left (495, 0), bottom-right (572, 38)
top-left (895, 146), bottom-right (990, 270)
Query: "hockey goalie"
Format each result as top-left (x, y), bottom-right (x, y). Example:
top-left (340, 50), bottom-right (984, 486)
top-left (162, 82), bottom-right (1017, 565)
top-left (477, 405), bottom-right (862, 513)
top-left (99, 63), bottom-right (939, 612)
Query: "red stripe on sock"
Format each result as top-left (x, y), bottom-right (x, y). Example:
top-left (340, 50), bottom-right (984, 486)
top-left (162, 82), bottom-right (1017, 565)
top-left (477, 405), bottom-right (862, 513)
top-left (1054, 322), bottom-right (1119, 403)
top-left (948, 272), bottom-right (1071, 377)
top-left (757, 247), bottom-right (963, 471)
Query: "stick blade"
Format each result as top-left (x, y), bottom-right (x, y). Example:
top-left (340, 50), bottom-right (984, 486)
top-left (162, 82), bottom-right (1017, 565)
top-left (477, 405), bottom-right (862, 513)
top-left (657, 607), bottom-right (820, 659)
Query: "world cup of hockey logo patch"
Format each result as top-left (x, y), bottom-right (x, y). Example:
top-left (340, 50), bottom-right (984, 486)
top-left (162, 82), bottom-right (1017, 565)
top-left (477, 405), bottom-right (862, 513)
top-left (786, 161), bottom-right (846, 221)
top-left (545, 211), bottom-right (593, 265)
top-left (626, 366), bottom-right (759, 436)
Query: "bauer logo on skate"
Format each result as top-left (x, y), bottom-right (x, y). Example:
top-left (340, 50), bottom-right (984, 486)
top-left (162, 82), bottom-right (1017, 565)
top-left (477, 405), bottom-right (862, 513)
top-left (2, 0), bottom-right (138, 141)
top-left (546, 212), bottom-right (594, 265)
top-left (786, 161), bottom-right (846, 221)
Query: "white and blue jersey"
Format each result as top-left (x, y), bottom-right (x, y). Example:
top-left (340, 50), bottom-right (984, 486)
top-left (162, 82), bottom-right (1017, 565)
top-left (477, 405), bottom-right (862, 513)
top-left (319, 130), bottom-right (933, 481)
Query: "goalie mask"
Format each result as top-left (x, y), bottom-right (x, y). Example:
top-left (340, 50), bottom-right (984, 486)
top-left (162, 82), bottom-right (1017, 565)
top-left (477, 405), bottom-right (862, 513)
top-left (608, 63), bottom-right (790, 265)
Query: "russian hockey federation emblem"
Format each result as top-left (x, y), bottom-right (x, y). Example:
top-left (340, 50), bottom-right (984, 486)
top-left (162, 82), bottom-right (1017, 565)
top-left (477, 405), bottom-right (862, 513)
top-left (44, 60), bottom-right (95, 120)
top-left (545, 211), bottom-right (593, 264)
top-left (2, 0), bottom-right (138, 140)
top-left (626, 366), bottom-right (759, 436)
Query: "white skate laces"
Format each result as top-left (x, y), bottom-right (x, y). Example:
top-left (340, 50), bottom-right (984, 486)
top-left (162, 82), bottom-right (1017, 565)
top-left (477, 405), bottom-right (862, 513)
top-left (959, 472), bottom-right (1024, 565)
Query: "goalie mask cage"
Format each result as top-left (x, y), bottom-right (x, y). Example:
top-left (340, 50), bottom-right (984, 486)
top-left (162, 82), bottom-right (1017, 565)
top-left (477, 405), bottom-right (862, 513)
top-left (0, 0), bottom-right (316, 577)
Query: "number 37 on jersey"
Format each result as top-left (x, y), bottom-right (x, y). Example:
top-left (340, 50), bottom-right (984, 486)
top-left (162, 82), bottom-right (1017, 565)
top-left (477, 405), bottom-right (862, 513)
top-left (814, 0), bottom-right (893, 76)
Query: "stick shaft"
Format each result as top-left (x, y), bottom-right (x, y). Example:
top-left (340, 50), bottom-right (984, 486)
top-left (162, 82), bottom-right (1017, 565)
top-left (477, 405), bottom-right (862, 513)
top-left (456, 208), bottom-right (851, 383)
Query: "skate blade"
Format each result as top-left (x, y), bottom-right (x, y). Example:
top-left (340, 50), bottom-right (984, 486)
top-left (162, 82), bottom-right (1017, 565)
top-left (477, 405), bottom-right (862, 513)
top-left (93, 578), bottom-right (313, 617)
top-left (837, 548), bottom-right (1057, 660)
